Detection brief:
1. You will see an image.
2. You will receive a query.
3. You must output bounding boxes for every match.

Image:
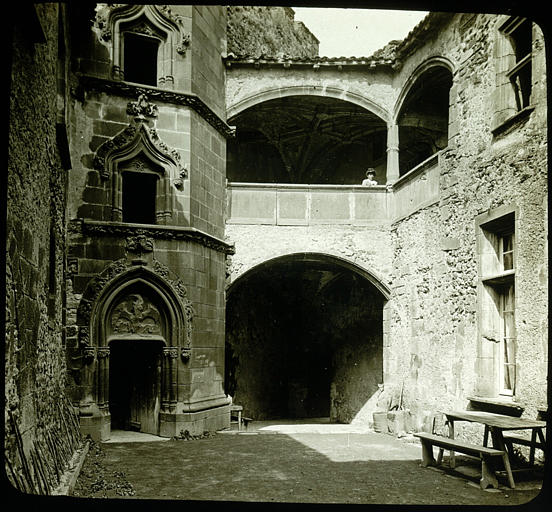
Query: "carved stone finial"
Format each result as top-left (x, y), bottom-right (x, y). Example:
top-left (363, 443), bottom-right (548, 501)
top-left (127, 94), bottom-right (159, 120)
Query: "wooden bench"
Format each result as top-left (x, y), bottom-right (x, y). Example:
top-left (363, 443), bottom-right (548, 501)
top-left (414, 432), bottom-right (507, 489)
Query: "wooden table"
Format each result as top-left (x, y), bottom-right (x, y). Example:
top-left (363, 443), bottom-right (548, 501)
top-left (442, 410), bottom-right (546, 488)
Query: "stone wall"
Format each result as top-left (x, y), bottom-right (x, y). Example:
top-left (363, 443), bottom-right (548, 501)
top-left (224, 12), bottom-right (547, 436)
top-left (386, 14), bottom-right (548, 433)
top-left (227, 6), bottom-right (319, 59)
top-left (6, 3), bottom-right (82, 494)
top-left (64, 4), bottom-right (231, 439)
top-left (225, 224), bottom-right (393, 288)
top-left (191, 5), bottom-right (227, 119)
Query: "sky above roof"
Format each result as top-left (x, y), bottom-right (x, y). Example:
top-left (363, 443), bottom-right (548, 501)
top-left (292, 7), bottom-right (429, 58)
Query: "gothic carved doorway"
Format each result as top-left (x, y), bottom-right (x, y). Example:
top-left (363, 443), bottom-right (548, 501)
top-left (109, 339), bottom-right (163, 435)
top-left (106, 289), bottom-right (168, 436)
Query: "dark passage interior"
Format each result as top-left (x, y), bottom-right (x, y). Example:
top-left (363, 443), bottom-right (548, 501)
top-left (109, 339), bottom-right (163, 435)
top-left (225, 254), bottom-right (384, 423)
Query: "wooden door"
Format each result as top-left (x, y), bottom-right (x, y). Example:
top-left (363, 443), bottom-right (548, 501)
top-left (110, 339), bottom-right (162, 435)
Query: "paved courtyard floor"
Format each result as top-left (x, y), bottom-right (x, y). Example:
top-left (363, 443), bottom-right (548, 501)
top-left (71, 419), bottom-right (546, 507)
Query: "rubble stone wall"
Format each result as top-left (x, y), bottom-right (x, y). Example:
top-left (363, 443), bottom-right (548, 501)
top-left (6, 3), bottom-right (82, 494)
top-left (387, 14), bottom-right (548, 432)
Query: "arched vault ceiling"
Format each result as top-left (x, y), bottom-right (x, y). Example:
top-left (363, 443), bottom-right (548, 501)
top-left (228, 96), bottom-right (387, 183)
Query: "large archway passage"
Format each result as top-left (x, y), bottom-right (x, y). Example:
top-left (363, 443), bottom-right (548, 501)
top-left (225, 254), bottom-right (386, 423)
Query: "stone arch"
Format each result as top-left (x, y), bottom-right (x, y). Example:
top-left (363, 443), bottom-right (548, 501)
top-left (94, 4), bottom-right (190, 87)
top-left (228, 252), bottom-right (391, 300)
top-left (225, 251), bottom-right (390, 422)
top-left (227, 87), bottom-right (390, 184)
top-left (227, 85), bottom-right (391, 124)
top-left (76, 258), bottom-right (194, 435)
top-left (392, 57), bottom-right (455, 174)
top-left (78, 258), bottom-right (193, 354)
top-left (392, 56), bottom-right (456, 124)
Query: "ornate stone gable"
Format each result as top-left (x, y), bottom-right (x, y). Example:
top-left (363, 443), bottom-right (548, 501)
top-left (93, 94), bottom-right (185, 182)
top-left (77, 257), bottom-right (194, 354)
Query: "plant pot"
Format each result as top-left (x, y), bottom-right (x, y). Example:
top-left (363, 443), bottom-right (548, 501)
top-left (372, 411), bottom-right (388, 433)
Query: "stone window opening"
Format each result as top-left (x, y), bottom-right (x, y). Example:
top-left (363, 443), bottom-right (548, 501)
top-left (94, 95), bottom-right (185, 227)
top-left (492, 16), bottom-right (534, 133)
top-left (500, 17), bottom-right (532, 112)
top-left (121, 170), bottom-right (159, 224)
top-left (96, 4), bottom-right (189, 89)
top-left (122, 31), bottom-right (160, 86)
top-left (477, 210), bottom-right (517, 398)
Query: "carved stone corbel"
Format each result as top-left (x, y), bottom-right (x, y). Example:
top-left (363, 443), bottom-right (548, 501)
top-left (83, 346), bottom-right (96, 365)
top-left (180, 347), bottom-right (191, 362)
top-left (173, 165), bottom-right (189, 190)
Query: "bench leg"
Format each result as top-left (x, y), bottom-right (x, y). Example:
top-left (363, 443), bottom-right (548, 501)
top-left (480, 456), bottom-right (499, 490)
top-left (447, 420), bottom-right (456, 468)
top-left (436, 448), bottom-right (444, 465)
top-left (529, 430), bottom-right (537, 465)
top-left (536, 428), bottom-right (546, 461)
top-left (490, 428), bottom-right (515, 489)
top-left (420, 441), bottom-right (436, 467)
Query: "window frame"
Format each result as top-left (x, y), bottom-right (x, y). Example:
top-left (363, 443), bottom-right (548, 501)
top-left (492, 16), bottom-right (534, 134)
top-left (476, 207), bottom-right (518, 399)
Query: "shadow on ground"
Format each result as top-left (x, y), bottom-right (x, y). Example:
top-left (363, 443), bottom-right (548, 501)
top-left (70, 427), bottom-right (545, 506)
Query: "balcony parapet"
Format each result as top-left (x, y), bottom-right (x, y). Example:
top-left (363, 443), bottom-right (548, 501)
top-left (226, 152), bottom-right (441, 226)
top-left (226, 183), bottom-right (389, 226)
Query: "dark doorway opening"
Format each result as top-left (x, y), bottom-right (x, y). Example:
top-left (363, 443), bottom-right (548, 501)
top-left (123, 32), bottom-right (159, 86)
top-left (225, 254), bottom-right (385, 423)
top-left (109, 339), bottom-right (163, 435)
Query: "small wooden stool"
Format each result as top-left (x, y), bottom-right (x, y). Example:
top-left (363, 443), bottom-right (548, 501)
top-left (230, 405), bottom-right (243, 430)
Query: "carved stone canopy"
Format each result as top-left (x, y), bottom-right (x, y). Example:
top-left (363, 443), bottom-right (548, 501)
top-left (94, 95), bottom-right (185, 182)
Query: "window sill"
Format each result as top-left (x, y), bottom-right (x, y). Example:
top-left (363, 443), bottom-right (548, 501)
top-left (467, 396), bottom-right (524, 417)
top-left (481, 270), bottom-right (515, 286)
top-left (491, 105), bottom-right (535, 137)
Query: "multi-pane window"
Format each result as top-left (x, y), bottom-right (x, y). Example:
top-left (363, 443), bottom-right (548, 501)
top-left (500, 283), bottom-right (516, 394)
top-left (477, 210), bottom-right (517, 397)
top-left (501, 17), bottom-right (533, 111)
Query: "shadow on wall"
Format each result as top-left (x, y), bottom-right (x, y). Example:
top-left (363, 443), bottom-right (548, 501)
top-left (225, 258), bottom-right (384, 423)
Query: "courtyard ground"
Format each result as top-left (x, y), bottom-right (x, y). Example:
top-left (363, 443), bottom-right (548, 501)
top-left (69, 419), bottom-right (546, 507)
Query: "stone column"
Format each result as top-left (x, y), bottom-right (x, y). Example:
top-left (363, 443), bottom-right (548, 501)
top-left (163, 347), bottom-right (178, 413)
top-left (386, 123), bottom-right (400, 184)
top-left (97, 346), bottom-right (110, 410)
top-left (112, 173), bottom-right (123, 222)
